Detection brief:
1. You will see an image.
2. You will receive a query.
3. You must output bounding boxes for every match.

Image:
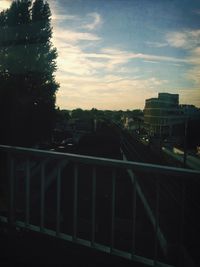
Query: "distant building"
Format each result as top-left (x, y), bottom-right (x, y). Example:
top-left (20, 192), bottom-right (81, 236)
top-left (122, 114), bottom-right (144, 131)
top-left (144, 93), bottom-right (185, 137)
top-left (179, 104), bottom-right (200, 120)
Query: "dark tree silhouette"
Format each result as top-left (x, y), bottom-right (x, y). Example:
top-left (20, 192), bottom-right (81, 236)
top-left (0, 0), bottom-right (59, 146)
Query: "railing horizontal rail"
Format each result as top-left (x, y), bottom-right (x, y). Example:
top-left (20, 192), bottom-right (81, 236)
top-left (0, 145), bottom-right (200, 178)
top-left (1, 144), bottom-right (199, 266)
top-left (0, 217), bottom-right (174, 267)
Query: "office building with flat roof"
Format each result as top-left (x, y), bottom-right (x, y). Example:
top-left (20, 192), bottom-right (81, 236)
top-left (144, 93), bottom-right (185, 137)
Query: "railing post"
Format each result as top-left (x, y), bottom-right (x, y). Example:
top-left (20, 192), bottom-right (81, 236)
top-left (8, 153), bottom-right (15, 225)
top-left (56, 165), bottom-right (61, 237)
top-left (178, 178), bottom-right (185, 266)
top-left (111, 168), bottom-right (116, 252)
top-left (40, 161), bottom-right (45, 232)
top-left (1, 144), bottom-right (199, 267)
top-left (131, 171), bottom-right (137, 260)
top-left (73, 163), bottom-right (78, 241)
top-left (25, 159), bottom-right (30, 227)
top-left (154, 177), bottom-right (159, 266)
top-left (91, 166), bottom-right (96, 246)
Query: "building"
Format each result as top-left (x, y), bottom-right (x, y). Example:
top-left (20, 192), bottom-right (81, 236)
top-left (144, 93), bottom-right (185, 137)
top-left (179, 104), bottom-right (200, 120)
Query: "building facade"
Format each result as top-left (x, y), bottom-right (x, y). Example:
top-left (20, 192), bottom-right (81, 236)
top-left (179, 104), bottom-right (200, 120)
top-left (144, 93), bottom-right (185, 137)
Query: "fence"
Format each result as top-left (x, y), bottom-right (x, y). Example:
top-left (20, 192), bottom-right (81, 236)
top-left (0, 145), bottom-right (199, 266)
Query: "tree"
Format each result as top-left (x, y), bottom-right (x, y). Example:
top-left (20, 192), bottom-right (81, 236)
top-left (0, 0), bottom-right (59, 146)
top-left (71, 108), bottom-right (86, 119)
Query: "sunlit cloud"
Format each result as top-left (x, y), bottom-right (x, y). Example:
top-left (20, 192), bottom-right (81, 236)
top-left (54, 41), bottom-right (188, 81)
top-left (0, 0), bottom-right (11, 12)
top-left (53, 28), bottom-right (101, 44)
top-left (179, 89), bottom-right (200, 107)
top-left (48, 1), bottom-right (200, 109)
top-left (0, 0), bottom-right (199, 110)
top-left (51, 14), bottom-right (78, 21)
top-left (56, 70), bottom-right (170, 110)
top-left (55, 44), bottom-right (105, 76)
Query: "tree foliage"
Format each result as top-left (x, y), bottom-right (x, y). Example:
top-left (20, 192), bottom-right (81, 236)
top-left (0, 0), bottom-right (59, 146)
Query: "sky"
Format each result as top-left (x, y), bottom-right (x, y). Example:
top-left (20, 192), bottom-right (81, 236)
top-left (1, 0), bottom-right (200, 110)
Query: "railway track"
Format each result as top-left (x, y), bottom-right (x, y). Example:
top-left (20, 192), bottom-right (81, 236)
top-left (111, 122), bottom-right (200, 265)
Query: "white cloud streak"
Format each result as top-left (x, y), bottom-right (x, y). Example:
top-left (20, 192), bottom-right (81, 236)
top-left (53, 28), bottom-right (101, 44)
top-left (51, 14), bottom-right (78, 21)
top-left (84, 48), bottom-right (188, 70)
top-left (146, 41), bottom-right (168, 48)
top-left (81, 12), bottom-right (102, 30)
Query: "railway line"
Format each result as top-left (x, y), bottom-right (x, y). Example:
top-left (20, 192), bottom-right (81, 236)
top-left (2, 119), bottom-right (199, 265)
top-left (112, 122), bottom-right (200, 265)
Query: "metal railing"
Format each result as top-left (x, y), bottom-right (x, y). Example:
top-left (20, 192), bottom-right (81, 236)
top-left (0, 145), bottom-right (199, 267)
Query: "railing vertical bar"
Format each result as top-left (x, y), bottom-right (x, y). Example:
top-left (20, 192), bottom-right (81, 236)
top-left (56, 165), bottom-right (61, 236)
top-left (40, 161), bottom-right (45, 232)
top-left (178, 178), bottom-right (185, 266)
top-left (92, 166), bottom-right (96, 246)
top-left (154, 177), bottom-right (159, 266)
top-left (111, 168), bottom-right (116, 252)
top-left (8, 154), bottom-right (15, 224)
top-left (73, 163), bottom-right (78, 241)
top-left (25, 159), bottom-right (30, 226)
top-left (132, 171), bottom-right (137, 259)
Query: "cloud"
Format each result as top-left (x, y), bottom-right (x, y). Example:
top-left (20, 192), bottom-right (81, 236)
top-left (56, 44), bottom-right (106, 76)
top-left (50, 1), bottom-right (102, 74)
top-left (84, 48), bottom-right (188, 70)
top-left (51, 14), bottom-right (78, 21)
top-left (166, 29), bottom-right (200, 49)
top-left (49, 1), bottom-right (199, 109)
top-left (56, 67), bottom-right (170, 110)
top-left (179, 89), bottom-right (200, 107)
top-left (82, 12), bottom-right (102, 30)
top-left (52, 33), bottom-right (191, 109)
top-left (53, 28), bottom-right (101, 44)
top-left (54, 43), bottom-right (188, 82)
top-left (130, 52), bottom-right (188, 63)
top-left (186, 47), bottom-right (200, 86)
top-left (166, 29), bottom-right (200, 88)
top-left (146, 41), bottom-right (168, 48)
top-left (187, 66), bottom-right (200, 85)
top-left (0, 0), bottom-right (11, 12)
top-left (166, 32), bottom-right (188, 48)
